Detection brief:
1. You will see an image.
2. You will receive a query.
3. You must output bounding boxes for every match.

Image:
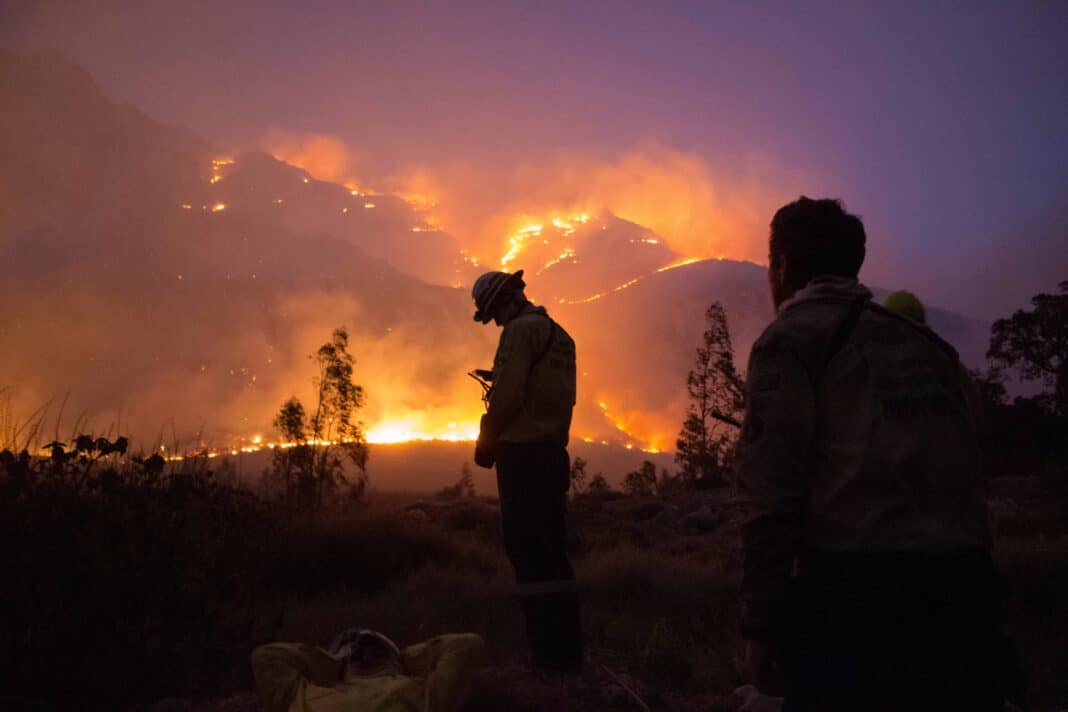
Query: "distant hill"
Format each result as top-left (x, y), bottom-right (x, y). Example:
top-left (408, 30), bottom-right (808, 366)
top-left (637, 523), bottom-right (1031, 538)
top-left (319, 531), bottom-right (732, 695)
top-left (0, 50), bottom-right (990, 463)
top-left (0, 50), bottom-right (495, 453)
top-left (554, 258), bottom-right (989, 450)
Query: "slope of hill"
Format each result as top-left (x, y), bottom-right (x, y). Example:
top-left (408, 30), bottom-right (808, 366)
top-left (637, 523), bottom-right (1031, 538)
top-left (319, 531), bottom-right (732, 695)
top-left (555, 258), bottom-right (990, 450)
top-left (0, 50), bottom-right (495, 453)
top-left (0, 50), bottom-right (991, 464)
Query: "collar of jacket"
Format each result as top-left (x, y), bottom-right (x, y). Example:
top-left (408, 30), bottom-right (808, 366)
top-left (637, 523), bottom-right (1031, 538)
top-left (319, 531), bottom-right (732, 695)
top-left (505, 302), bottom-right (549, 324)
top-left (777, 275), bottom-right (873, 315)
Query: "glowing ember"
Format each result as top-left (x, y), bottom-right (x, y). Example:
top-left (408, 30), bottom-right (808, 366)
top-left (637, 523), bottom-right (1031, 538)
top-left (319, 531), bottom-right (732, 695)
top-left (656, 257), bottom-right (699, 272)
top-left (539, 246), bottom-right (577, 273)
top-left (211, 203), bottom-right (227, 212)
top-left (561, 257), bottom-right (700, 305)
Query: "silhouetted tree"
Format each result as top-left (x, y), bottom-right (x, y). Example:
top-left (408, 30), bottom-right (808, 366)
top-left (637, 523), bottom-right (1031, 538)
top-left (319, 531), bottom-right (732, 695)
top-left (271, 397), bottom-right (313, 505)
top-left (987, 281), bottom-right (1068, 415)
top-left (676, 302), bottom-right (745, 486)
top-left (623, 460), bottom-right (658, 496)
top-left (587, 473), bottom-right (611, 495)
top-left (438, 462), bottom-right (476, 500)
top-left (569, 456), bottom-right (589, 495)
top-left (270, 328), bottom-right (368, 506)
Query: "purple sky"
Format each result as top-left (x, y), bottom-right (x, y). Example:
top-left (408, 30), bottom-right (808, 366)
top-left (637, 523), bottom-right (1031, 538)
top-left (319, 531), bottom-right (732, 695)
top-left (4, 0), bottom-right (1066, 318)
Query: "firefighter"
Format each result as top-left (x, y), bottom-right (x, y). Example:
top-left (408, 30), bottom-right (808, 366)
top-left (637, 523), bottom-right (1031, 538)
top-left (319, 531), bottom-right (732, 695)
top-left (470, 269), bottom-right (582, 674)
top-left (735, 197), bottom-right (1019, 710)
top-left (251, 629), bottom-right (485, 712)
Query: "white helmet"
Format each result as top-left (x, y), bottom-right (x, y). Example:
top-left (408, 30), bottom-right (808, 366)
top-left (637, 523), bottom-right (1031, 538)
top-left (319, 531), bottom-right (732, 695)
top-left (330, 628), bottom-right (403, 676)
top-left (471, 269), bottom-right (525, 323)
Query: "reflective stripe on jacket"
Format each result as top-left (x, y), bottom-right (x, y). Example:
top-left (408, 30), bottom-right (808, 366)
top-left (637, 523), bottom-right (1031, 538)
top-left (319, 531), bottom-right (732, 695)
top-left (735, 276), bottom-right (990, 638)
top-left (481, 304), bottom-right (576, 448)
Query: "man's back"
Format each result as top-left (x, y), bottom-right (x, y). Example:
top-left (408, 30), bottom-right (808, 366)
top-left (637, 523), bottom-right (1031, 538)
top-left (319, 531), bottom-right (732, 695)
top-left (738, 198), bottom-right (1017, 709)
top-left (737, 276), bottom-right (1009, 709)
top-left (761, 276), bottom-right (990, 552)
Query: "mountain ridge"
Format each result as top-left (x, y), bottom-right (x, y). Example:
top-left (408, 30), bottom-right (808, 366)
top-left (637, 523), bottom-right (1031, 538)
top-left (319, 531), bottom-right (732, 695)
top-left (0, 50), bottom-right (990, 457)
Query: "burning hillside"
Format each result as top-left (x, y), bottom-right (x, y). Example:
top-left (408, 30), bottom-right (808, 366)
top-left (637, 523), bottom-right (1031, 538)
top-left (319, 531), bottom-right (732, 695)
top-left (0, 51), bottom-right (989, 462)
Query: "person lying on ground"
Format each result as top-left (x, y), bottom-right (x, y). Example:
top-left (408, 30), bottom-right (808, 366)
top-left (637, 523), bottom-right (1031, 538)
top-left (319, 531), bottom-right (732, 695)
top-left (251, 628), bottom-right (485, 712)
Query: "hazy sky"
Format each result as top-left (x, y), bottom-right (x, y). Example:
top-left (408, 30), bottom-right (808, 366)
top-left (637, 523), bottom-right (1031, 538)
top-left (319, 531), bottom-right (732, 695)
top-left (4, 0), bottom-right (1066, 317)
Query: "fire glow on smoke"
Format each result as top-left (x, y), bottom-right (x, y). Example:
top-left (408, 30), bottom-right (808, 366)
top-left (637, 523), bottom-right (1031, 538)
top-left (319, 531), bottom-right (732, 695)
top-left (157, 148), bottom-right (760, 455)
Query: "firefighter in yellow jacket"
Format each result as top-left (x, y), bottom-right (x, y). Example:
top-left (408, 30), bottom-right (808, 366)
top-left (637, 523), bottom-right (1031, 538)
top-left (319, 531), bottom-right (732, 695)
top-left (736, 197), bottom-right (1018, 709)
top-left (251, 629), bottom-right (485, 712)
top-left (470, 269), bottom-right (582, 674)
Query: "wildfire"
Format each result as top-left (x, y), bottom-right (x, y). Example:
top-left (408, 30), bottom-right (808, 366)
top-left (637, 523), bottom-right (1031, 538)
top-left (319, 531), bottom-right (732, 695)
top-left (158, 423), bottom-right (482, 462)
top-left (538, 247), bottom-right (577, 273)
top-left (657, 257), bottom-right (699, 272)
top-left (366, 419), bottom-right (479, 444)
top-left (211, 202), bottom-right (227, 212)
top-left (209, 157), bottom-right (234, 184)
top-left (561, 257), bottom-right (700, 305)
top-left (500, 213), bottom-right (590, 268)
top-left (596, 400), bottom-right (664, 454)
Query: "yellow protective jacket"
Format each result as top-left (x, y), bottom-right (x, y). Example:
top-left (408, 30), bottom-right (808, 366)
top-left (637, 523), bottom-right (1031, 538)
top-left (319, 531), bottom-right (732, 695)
top-left (251, 633), bottom-right (485, 712)
top-left (480, 304), bottom-right (576, 449)
top-left (735, 276), bottom-right (990, 639)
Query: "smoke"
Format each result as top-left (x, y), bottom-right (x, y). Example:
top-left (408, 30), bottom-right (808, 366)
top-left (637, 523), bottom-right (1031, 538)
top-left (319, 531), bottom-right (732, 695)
top-left (386, 144), bottom-right (804, 267)
top-left (261, 130), bottom-right (362, 188)
top-left (263, 135), bottom-right (806, 268)
top-left (0, 51), bottom-right (820, 458)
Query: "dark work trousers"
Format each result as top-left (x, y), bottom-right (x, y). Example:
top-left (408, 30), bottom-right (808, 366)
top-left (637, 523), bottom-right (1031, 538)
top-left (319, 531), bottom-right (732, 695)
top-left (495, 442), bottom-right (583, 673)
top-left (782, 549), bottom-right (1022, 711)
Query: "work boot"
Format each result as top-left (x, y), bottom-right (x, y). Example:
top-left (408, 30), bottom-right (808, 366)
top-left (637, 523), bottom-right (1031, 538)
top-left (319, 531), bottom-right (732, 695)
top-left (524, 591), bottom-right (583, 674)
top-left (549, 591), bottom-right (583, 674)
top-left (520, 593), bottom-right (555, 671)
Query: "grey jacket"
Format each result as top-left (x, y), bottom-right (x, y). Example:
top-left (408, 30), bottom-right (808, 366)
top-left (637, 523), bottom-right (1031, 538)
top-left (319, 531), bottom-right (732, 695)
top-left (736, 276), bottom-right (990, 638)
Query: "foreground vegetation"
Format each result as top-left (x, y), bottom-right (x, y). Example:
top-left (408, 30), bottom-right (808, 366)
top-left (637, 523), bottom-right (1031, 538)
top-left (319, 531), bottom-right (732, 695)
top-left (1, 435), bottom-right (1066, 710)
top-left (1, 284), bottom-right (1064, 708)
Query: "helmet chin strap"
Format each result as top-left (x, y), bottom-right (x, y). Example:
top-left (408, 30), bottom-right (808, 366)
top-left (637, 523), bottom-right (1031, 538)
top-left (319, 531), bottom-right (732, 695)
top-left (494, 292), bottom-right (527, 325)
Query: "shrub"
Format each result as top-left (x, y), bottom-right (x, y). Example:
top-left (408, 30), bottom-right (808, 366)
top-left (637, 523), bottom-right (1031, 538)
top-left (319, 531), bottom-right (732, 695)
top-left (0, 437), bottom-right (276, 704)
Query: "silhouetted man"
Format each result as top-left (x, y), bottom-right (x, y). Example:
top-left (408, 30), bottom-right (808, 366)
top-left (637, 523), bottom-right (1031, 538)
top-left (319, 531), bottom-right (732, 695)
top-left (470, 269), bottom-right (582, 674)
top-left (736, 197), bottom-right (1017, 710)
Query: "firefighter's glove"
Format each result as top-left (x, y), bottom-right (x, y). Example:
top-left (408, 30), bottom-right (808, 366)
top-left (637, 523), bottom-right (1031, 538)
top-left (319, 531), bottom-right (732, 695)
top-left (474, 442), bottom-right (495, 469)
top-left (474, 414), bottom-right (495, 469)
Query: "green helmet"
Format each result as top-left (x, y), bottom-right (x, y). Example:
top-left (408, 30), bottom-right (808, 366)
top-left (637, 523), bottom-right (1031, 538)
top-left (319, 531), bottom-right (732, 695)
top-left (883, 290), bottom-right (926, 324)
